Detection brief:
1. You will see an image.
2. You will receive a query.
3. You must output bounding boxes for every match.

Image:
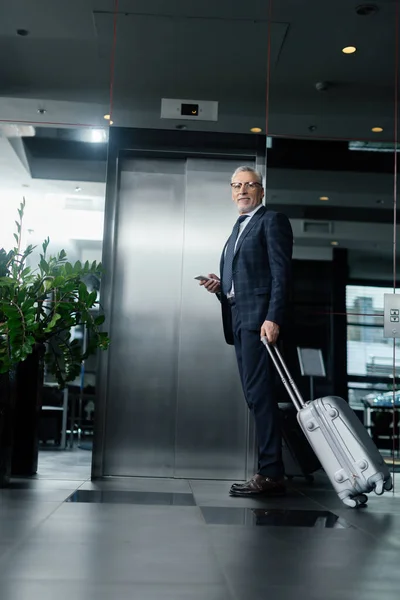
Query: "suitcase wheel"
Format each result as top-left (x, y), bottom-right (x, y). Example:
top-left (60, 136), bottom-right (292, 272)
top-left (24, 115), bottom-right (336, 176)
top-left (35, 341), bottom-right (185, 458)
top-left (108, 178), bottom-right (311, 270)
top-left (343, 497), bottom-right (358, 508)
top-left (384, 478), bottom-right (393, 492)
top-left (357, 494), bottom-right (368, 506)
top-left (342, 495), bottom-right (368, 508)
top-left (374, 480), bottom-right (384, 496)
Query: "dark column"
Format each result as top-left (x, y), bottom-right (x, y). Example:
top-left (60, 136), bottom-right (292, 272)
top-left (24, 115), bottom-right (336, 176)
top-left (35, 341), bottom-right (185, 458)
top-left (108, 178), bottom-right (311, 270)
top-left (331, 248), bottom-right (348, 402)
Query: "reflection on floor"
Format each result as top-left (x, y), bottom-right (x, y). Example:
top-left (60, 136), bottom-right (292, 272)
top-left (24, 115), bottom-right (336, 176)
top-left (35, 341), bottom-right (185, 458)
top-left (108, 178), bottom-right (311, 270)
top-left (0, 448), bottom-right (399, 600)
top-left (200, 506), bottom-right (353, 528)
top-left (66, 489), bottom-right (196, 506)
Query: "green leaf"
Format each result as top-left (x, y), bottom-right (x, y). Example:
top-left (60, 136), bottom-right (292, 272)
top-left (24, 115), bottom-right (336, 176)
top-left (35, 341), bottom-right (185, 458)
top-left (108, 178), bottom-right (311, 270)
top-left (42, 238), bottom-right (50, 255)
top-left (74, 260), bottom-right (82, 272)
top-left (88, 290), bottom-right (97, 306)
top-left (44, 313), bottom-right (62, 333)
top-left (40, 258), bottom-right (49, 274)
top-left (94, 315), bottom-right (105, 326)
top-left (17, 290), bottom-right (28, 304)
top-left (52, 276), bottom-right (64, 287)
top-left (13, 234), bottom-right (19, 244)
top-left (78, 282), bottom-right (88, 301)
top-left (65, 262), bottom-right (73, 275)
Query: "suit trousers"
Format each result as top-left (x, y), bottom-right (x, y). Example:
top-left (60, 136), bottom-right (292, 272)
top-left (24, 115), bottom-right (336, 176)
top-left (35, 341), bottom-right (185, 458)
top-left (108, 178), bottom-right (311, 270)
top-left (231, 302), bottom-right (284, 479)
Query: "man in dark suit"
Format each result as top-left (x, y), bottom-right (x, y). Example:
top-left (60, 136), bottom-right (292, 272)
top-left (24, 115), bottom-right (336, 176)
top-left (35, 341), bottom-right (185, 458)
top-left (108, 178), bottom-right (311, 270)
top-left (200, 166), bottom-right (293, 497)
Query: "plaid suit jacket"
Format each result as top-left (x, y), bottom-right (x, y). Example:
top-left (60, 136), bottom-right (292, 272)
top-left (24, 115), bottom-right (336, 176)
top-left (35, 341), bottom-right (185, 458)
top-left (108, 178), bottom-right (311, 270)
top-left (219, 205), bottom-right (293, 345)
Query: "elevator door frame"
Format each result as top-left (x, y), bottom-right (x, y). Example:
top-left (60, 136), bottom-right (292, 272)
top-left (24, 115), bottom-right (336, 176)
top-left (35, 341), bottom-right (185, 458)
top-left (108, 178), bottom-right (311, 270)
top-left (92, 128), bottom-right (267, 480)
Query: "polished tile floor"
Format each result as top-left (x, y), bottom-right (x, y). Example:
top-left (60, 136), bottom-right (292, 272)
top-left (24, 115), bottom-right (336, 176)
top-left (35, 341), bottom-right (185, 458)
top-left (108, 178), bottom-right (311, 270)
top-left (0, 448), bottom-right (399, 600)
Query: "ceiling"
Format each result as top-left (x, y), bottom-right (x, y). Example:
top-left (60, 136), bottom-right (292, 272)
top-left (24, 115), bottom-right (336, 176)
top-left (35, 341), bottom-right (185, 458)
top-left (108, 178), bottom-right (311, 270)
top-left (0, 0), bottom-right (398, 277)
top-left (0, 0), bottom-right (397, 137)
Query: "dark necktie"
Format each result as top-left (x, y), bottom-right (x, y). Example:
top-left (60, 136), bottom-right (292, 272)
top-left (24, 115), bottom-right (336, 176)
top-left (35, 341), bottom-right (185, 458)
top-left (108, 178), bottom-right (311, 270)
top-left (222, 215), bottom-right (249, 295)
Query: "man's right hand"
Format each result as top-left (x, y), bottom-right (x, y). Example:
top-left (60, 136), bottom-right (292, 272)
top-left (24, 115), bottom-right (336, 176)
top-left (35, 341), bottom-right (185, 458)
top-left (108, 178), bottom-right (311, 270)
top-left (200, 273), bottom-right (221, 294)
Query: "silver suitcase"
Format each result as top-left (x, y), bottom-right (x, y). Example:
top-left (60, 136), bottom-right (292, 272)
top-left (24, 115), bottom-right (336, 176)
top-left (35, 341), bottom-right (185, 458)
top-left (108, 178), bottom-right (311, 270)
top-left (262, 339), bottom-right (393, 508)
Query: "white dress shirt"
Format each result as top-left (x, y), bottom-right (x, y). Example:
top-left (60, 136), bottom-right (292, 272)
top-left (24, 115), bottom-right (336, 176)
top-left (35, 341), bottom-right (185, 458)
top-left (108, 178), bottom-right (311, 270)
top-left (227, 203), bottom-right (263, 298)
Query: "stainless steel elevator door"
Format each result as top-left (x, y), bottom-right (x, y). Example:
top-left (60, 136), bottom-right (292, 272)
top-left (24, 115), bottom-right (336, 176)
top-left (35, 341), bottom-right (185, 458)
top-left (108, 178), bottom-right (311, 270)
top-left (175, 158), bottom-right (251, 479)
top-left (103, 158), bottom-right (185, 476)
top-left (102, 155), bottom-right (254, 479)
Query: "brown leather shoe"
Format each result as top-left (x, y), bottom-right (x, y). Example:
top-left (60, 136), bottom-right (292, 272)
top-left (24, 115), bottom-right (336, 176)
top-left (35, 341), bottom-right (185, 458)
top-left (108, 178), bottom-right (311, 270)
top-left (229, 474), bottom-right (286, 497)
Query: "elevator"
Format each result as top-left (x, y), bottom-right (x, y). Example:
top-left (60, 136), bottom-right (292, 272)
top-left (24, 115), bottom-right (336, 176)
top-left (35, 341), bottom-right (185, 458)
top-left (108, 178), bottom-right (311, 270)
top-left (93, 131), bottom-right (265, 480)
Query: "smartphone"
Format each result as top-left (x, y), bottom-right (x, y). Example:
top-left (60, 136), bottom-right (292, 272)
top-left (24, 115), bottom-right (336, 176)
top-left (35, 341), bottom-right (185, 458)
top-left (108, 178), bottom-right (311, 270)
top-left (194, 275), bottom-right (212, 282)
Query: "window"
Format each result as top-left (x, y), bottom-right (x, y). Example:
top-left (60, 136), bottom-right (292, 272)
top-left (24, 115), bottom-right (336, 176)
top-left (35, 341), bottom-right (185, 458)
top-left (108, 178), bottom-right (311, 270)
top-left (346, 285), bottom-right (400, 378)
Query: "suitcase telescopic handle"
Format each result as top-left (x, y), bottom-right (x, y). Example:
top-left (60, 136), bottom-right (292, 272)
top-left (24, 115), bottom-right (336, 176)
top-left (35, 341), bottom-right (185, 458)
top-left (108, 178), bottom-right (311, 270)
top-left (261, 337), bottom-right (305, 412)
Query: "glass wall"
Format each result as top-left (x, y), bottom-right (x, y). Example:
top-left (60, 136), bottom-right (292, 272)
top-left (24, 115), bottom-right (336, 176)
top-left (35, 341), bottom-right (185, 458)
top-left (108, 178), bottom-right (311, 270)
top-left (0, 1), bottom-right (114, 458)
top-left (264, 0), bottom-right (399, 462)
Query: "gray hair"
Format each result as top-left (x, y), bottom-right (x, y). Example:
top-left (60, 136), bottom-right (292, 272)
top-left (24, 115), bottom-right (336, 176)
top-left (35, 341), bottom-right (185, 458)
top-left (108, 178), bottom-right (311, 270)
top-left (231, 166), bottom-right (263, 187)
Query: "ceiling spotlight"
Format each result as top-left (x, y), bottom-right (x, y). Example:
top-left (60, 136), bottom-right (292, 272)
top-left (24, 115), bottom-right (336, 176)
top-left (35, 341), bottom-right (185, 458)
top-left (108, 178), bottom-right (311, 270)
top-left (75, 186), bottom-right (82, 192)
top-left (103, 114), bottom-right (111, 121)
top-left (331, 241), bottom-right (339, 246)
top-left (37, 108), bottom-right (46, 115)
top-left (342, 46), bottom-right (357, 54)
top-left (250, 127), bottom-right (262, 133)
top-left (371, 126), bottom-right (383, 133)
top-left (319, 196), bottom-right (329, 201)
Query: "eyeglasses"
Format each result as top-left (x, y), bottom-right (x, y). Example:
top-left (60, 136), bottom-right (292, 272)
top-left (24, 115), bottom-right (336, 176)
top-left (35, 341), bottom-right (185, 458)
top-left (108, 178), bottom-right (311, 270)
top-left (230, 182), bottom-right (262, 191)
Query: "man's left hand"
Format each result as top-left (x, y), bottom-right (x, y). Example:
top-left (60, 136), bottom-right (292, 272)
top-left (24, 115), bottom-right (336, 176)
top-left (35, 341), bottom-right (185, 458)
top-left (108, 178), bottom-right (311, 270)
top-left (260, 320), bottom-right (280, 344)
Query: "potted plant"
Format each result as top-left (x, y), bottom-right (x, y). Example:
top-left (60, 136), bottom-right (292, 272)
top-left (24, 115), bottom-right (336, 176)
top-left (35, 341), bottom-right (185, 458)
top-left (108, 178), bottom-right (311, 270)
top-left (0, 199), bottom-right (110, 479)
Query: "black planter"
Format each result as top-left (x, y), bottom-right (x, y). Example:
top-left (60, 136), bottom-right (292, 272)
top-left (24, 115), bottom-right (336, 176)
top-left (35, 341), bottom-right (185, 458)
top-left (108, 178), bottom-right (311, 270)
top-left (11, 344), bottom-right (45, 476)
top-left (0, 369), bottom-right (16, 487)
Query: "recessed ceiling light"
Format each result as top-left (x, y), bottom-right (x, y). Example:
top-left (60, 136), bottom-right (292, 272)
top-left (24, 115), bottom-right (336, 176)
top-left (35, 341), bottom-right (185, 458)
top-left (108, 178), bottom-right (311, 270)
top-left (371, 126), bottom-right (383, 132)
top-left (89, 129), bottom-right (107, 143)
top-left (342, 46), bottom-right (357, 54)
top-left (331, 241), bottom-right (339, 246)
top-left (376, 199), bottom-right (384, 205)
top-left (75, 186), bottom-right (82, 192)
top-left (104, 114), bottom-right (111, 121)
top-left (250, 127), bottom-right (262, 133)
top-left (319, 196), bottom-right (329, 201)
top-left (109, 120), bottom-right (114, 125)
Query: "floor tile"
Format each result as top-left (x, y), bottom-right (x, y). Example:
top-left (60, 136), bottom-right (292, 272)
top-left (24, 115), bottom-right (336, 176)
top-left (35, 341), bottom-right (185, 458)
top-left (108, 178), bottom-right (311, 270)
top-left (0, 489), bottom-right (79, 503)
top-left (6, 479), bottom-right (84, 491)
top-left (24, 519), bottom-right (208, 544)
top-left (232, 582), bottom-right (400, 600)
top-left (0, 539), bottom-right (225, 584)
top-left (0, 581), bottom-right (232, 600)
top-left (47, 503), bottom-right (206, 526)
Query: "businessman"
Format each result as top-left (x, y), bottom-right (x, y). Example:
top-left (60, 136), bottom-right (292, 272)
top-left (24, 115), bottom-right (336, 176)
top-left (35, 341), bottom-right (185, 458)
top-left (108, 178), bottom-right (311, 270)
top-left (200, 166), bottom-right (293, 497)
